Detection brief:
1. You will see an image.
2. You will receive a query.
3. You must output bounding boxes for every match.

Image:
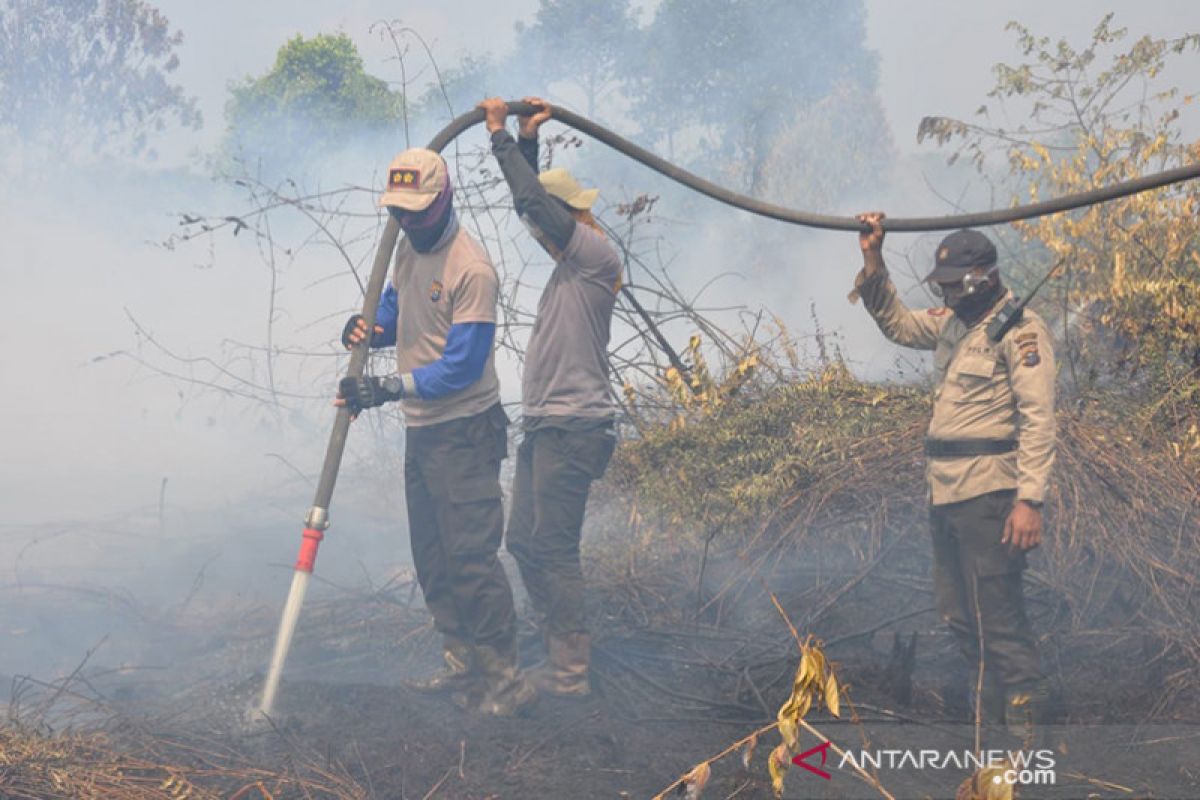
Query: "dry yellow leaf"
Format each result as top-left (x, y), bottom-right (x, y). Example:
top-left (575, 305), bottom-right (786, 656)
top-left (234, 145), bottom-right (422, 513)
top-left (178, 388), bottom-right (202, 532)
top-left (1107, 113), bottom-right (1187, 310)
top-left (824, 672), bottom-right (841, 718)
top-left (768, 744), bottom-right (788, 799)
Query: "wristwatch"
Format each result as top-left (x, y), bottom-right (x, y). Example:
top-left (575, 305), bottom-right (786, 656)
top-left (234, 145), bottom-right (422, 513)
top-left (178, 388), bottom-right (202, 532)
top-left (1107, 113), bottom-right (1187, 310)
top-left (380, 374), bottom-right (406, 399)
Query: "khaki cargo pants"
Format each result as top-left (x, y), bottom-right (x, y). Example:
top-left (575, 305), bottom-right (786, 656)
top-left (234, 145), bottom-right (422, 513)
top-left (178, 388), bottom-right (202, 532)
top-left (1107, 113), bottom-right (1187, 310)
top-left (505, 424), bottom-right (616, 636)
top-left (930, 488), bottom-right (1042, 690)
top-left (404, 403), bottom-right (517, 650)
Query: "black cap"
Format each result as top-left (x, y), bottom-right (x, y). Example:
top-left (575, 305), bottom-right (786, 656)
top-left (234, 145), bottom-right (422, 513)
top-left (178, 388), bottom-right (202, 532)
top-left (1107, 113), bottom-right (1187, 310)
top-left (924, 229), bottom-right (998, 283)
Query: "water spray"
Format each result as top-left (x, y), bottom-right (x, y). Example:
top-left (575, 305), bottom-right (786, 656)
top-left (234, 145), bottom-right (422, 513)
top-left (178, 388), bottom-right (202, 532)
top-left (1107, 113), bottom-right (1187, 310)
top-left (254, 99), bottom-right (1200, 721)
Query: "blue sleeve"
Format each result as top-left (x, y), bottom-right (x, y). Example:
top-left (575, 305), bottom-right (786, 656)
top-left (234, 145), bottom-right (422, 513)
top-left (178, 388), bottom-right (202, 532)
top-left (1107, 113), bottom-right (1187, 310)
top-left (371, 283), bottom-right (398, 348)
top-left (411, 322), bottom-right (495, 399)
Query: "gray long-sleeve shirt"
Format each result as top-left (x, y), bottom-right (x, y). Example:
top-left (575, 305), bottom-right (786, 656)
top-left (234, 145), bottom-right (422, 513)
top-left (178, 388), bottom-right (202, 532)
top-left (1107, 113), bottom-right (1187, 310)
top-left (491, 130), bottom-right (622, 424)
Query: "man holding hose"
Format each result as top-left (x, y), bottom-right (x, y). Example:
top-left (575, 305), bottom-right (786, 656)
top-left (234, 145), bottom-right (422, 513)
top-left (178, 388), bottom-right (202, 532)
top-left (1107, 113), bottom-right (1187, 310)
top-left (478, 96), bottom-right (621, 697)
top-left (851, 212), bottom-right (1056, 746)
top-left (337, 148), bottom-right (535, 716)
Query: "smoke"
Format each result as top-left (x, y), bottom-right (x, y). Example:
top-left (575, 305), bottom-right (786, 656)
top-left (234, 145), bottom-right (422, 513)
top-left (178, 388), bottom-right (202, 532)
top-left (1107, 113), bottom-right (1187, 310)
top-left (3, 0), bottom-right (1198, 689)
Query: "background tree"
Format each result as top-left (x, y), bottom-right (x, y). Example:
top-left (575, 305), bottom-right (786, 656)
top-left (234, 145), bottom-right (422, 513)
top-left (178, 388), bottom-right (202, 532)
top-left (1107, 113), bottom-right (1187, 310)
top-left (625, 0), bottom-right (884, 196)
top-left (0, 0), bottom-right (200, 160)
top-left (514, 0), bottom-right (640, 120)
top-left (224, 32), bottom-right (404, 173)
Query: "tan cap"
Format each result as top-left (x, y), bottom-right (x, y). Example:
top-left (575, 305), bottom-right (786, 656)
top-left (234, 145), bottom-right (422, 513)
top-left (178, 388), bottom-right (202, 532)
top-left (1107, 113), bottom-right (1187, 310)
top-left (379, 148), bottom-right (448, 211)
top-left (538, 168), bottom-right (599, 210)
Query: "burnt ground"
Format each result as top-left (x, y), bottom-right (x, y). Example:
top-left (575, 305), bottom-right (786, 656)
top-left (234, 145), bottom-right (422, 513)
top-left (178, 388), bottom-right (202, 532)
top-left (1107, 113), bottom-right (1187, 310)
top-left (3, 490), bottom-right (1198, 800)
top-left (4, 528), bottom-right (1194, 800)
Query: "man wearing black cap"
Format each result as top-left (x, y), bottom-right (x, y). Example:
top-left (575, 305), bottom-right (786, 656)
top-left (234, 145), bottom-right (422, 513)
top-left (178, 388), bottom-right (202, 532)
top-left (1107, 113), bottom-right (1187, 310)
top-left (850, 212), bottom-right (1056, 746)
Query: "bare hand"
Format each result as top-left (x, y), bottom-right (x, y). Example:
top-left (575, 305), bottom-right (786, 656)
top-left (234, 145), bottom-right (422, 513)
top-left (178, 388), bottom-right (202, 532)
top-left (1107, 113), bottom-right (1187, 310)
top-left (856, 211), bottom-right (886, 277)
top-left (477, 97), bottom-right (508, 134)
top-left (1002, 501), bottom-right (1043, 553)
top-left (518, 96), bottom-right (552, 138)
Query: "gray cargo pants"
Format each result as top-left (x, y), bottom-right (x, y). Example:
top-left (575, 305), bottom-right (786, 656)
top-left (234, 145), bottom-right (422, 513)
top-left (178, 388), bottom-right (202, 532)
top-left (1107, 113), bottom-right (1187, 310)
top-left (404, 403), bottom-right (517, 650)
top-left (505, 424), bottom-right (616, 635)
top-left (930, 488), bottom-right (1043, 690)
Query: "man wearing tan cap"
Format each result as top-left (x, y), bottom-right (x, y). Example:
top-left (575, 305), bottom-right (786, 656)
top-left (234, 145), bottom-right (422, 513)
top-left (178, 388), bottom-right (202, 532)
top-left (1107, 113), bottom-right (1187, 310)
top-left (851, 213), bottom-right (1056, 747)
top-left (336, 148), bottom-right (535, 716)
top-left (478, 97), bottom-right (621, 697)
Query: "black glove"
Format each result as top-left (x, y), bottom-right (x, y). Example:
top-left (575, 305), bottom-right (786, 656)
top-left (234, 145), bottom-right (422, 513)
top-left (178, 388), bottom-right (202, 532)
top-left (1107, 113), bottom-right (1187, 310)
top-left (337, 375), bottom-right (404, 415)
top-left (341, 314), bottom-right (384, 349)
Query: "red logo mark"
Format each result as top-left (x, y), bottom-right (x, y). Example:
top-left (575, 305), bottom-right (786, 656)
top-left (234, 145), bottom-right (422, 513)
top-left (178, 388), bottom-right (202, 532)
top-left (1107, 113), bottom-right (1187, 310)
top-left (791, 740), bottom-right (833, 780)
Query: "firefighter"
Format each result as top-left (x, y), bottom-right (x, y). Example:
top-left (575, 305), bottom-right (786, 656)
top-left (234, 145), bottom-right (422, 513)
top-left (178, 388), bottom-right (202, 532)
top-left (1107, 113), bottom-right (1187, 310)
top-left (477, 96), bottom-right (621, 696)
top-left (337, 148), bottom-right (535, 716)
top-left (850, 212), bottom-right (1055, 745)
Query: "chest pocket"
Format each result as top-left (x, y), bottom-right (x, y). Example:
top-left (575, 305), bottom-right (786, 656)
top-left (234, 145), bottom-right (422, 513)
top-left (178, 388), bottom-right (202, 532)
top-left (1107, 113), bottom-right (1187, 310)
top-left (949, 351), bottom-right (998, 403)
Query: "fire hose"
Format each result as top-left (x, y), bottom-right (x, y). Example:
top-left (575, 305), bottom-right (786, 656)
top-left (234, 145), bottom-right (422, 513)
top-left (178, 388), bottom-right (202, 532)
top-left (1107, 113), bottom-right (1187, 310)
top-left (257, 100), bottom-right (1200, 718)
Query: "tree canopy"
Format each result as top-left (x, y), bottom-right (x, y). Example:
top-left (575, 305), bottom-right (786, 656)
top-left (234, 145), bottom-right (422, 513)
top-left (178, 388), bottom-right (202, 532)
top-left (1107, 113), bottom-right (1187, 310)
top-left (0, 0), bottom-right (200, 160)
top-left (224, 32), bottom-right (404, 170)
top-left (626, 0), bottom-right (884, 194)
top-left (514, 0), bottom-right (639, 120)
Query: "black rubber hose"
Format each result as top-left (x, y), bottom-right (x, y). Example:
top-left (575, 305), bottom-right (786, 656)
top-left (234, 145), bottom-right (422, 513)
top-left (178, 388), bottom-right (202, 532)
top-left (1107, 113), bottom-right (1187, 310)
top-left (431, 101), bottom-right (1200, 233)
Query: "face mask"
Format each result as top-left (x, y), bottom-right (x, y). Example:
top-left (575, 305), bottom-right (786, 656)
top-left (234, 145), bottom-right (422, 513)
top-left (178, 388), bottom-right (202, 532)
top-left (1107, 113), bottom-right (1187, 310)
top-left (393, 180), bottom-right (454, 252)
top-left (948, 279), bottom-right (1002, 323)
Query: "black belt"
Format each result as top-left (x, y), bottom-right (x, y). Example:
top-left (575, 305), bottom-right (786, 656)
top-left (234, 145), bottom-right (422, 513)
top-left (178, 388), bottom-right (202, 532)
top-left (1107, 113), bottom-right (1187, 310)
top-left (925, 438), bottom-right (1017, 457)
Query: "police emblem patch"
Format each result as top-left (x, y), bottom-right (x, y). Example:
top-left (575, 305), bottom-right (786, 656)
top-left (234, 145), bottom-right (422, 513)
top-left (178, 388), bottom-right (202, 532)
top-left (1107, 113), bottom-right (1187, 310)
top-left (1023, 350), bottom-right (1041, 367)
top-left (389, 168), bottom-right (421, 189)
top-left (430, 280), bottom-right (443, 302)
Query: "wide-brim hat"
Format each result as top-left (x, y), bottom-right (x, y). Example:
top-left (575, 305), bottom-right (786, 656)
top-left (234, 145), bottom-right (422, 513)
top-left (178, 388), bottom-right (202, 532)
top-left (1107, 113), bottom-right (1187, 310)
top-left (925, 228), bottom-right (998, 282)
top-left (538, 167), bottom-right (599, 210)
top-left (379, 148), bottom-right (448, 211)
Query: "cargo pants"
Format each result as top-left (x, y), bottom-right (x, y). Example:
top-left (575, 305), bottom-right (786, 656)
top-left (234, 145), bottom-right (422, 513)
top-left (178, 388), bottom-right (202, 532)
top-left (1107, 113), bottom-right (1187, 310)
top-left (930, 488), bottom-right (1043, 690)
top-left (404, 403), bottom-right (517, 650)
top-left (505, 423), bottom-right (616, 635)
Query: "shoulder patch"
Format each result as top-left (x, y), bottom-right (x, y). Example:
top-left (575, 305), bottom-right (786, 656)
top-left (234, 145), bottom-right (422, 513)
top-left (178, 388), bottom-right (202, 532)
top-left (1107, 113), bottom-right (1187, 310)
top-left (927, 307), bottom-right (948, 317)
top-left (1023, 350), bottom-right (1041, 367)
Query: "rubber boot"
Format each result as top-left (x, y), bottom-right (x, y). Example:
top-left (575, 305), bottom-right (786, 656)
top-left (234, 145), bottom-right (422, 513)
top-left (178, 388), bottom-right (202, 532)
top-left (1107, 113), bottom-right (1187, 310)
top-left (1004, 680), bottom-right (1050, 751)
top-left (405, 636), bottom-right (480, 695)
top-left (528, 633), bottom-right (591, 697)
top-left (473, 641), bottom-right (538, 716)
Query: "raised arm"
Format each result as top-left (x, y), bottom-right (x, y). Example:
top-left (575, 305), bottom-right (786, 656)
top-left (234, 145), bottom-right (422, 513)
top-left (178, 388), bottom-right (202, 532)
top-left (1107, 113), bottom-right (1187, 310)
top-left (849, 212), bottom-right (945, 350)
top-left (479, 96), bottom-right (575, 252)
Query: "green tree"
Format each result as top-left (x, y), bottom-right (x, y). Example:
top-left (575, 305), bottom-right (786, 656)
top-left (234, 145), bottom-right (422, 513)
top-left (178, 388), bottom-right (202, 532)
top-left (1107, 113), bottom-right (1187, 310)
top-left (515, 0), bottom-right (640, 120)
top-left (224, 32), bottom-right (404, 171)
top-left (0, 0), bottom-right (200, 159)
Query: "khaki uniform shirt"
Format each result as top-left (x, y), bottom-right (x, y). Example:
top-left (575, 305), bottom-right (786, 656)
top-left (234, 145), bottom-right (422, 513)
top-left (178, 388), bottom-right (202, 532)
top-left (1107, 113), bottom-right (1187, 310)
top-left (852, 267), bottom-right (1056, 506)
top-left (393, 226), bottom-right (501, 427)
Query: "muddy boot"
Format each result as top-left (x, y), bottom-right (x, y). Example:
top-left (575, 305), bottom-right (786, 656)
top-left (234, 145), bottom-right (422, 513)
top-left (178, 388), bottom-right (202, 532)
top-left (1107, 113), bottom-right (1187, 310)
top-left (1004, 680), bottom-right (1050, 750)
top-left (473, 641), bottom-right (538, 717)
top-left (528, 633), bottom-right (591, 697)
top-left (405, 636), bottom-right (480, 695)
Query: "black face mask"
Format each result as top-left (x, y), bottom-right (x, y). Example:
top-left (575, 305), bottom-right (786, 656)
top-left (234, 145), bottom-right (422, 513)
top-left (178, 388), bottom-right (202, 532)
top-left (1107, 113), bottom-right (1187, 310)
top-left (949, 279), bottom-right (1003, 324)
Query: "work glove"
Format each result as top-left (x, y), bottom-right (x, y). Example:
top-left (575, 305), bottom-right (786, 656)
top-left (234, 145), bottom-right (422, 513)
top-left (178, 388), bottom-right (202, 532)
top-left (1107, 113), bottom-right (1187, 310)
top-left (341, 314), bottom-right (385, 349)
top-left (336, 375), bottom-right (405, 416)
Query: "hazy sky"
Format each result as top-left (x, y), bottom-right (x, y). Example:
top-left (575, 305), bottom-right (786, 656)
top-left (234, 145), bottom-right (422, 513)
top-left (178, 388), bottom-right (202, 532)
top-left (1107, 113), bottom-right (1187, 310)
top-left (5, 0), bottom-right (1199, 523)
top-left (154, 0), bottom-right (1200, 157)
